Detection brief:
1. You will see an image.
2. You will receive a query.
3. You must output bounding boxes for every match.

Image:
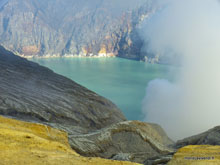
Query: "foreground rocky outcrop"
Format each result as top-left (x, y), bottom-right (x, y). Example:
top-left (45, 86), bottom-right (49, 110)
top-left (0, 115), bottom-right (140, 165)
top-left (69, 120), bottom-right (174, 163)
top-left (0, 0), bottom-right (158, 61)
top-left (175, 126), bottom-right (220, 149)
top-left (168, 145), bottom-right (220, 165)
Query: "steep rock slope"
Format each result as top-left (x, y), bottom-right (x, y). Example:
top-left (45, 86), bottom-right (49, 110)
top-left (0, 0), bottom-right (157, 60)
top-left (0, 45), bottom-right (126, 134)
top-left (0, 115), bottom-right (140, 165)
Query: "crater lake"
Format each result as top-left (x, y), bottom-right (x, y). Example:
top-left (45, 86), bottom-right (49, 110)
top-left (31, 57), bottom-right (174, 120)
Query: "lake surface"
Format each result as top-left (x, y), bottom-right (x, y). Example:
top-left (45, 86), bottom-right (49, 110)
top-left (31, 57), bottom-right (174, 120)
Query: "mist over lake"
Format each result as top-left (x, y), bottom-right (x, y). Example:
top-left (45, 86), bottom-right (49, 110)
top-left (31, 57), bottom-right (175, 120)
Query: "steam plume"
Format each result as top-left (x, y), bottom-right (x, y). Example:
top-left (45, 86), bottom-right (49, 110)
top-left (142, 0), bottom-right (220, 140)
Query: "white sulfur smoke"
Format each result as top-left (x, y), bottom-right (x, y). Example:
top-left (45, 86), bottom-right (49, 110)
top-left (142, 0), bottom-right (220, 140)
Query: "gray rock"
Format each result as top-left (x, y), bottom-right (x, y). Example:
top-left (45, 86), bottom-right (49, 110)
top-left (112, 153), bottom-right (133, 161)
top-left (175, 126), bottom-right (220, 149)
top-left (69, 120), bottom-right (174, 163)
top-left (0, 45), bottom-right (126, 134)
top-left (144, 152), bottom-right (175, 165)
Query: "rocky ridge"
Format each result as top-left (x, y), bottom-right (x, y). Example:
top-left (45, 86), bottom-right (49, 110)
top-left (69, 120), bottom-right (174, 163)
top-left (175, 126), bottom-right (220, 149)
top-left (0, 45), bottom-right (126, 135)
top-left (0, 44), bottom-right (125, 133)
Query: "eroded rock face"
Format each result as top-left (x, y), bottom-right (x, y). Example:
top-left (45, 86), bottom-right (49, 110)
top-left (175, 126), bottom-right (220, 149)
top-left (0, 0), bottom-right (157, 60)
top-left (0, 45), bottom-right (126, 134)
top-left (69, 120), bottom-right (174, 163)
top-left (0, 115), bottom-right (140, 165)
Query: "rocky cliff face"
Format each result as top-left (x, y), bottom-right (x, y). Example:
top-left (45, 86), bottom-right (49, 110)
top-left (0, 0), bottom-right (157, 60)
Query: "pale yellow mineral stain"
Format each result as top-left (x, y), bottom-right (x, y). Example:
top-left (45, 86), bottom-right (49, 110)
top-left (168, 145), bottom-right (220, 165)
top-left (0, 116), bottom-right (140, 165)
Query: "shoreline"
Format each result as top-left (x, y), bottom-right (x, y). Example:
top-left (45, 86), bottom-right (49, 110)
top-left (19, 54), bottom-right (117, 59)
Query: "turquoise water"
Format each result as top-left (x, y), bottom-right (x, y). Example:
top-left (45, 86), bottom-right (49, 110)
top-left (31, 57), bottom-right (174, 121)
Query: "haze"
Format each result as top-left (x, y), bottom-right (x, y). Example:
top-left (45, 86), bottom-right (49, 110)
top-left (142, 0), bottom-right (220, 140)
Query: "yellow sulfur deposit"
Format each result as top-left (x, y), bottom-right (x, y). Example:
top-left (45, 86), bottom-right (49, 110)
top-left (0, 116), bottom-right (140, 165)
top-left (168, 145), bottom-right (220, 165)
top-left (98, 45), bottom-right (107, 56)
